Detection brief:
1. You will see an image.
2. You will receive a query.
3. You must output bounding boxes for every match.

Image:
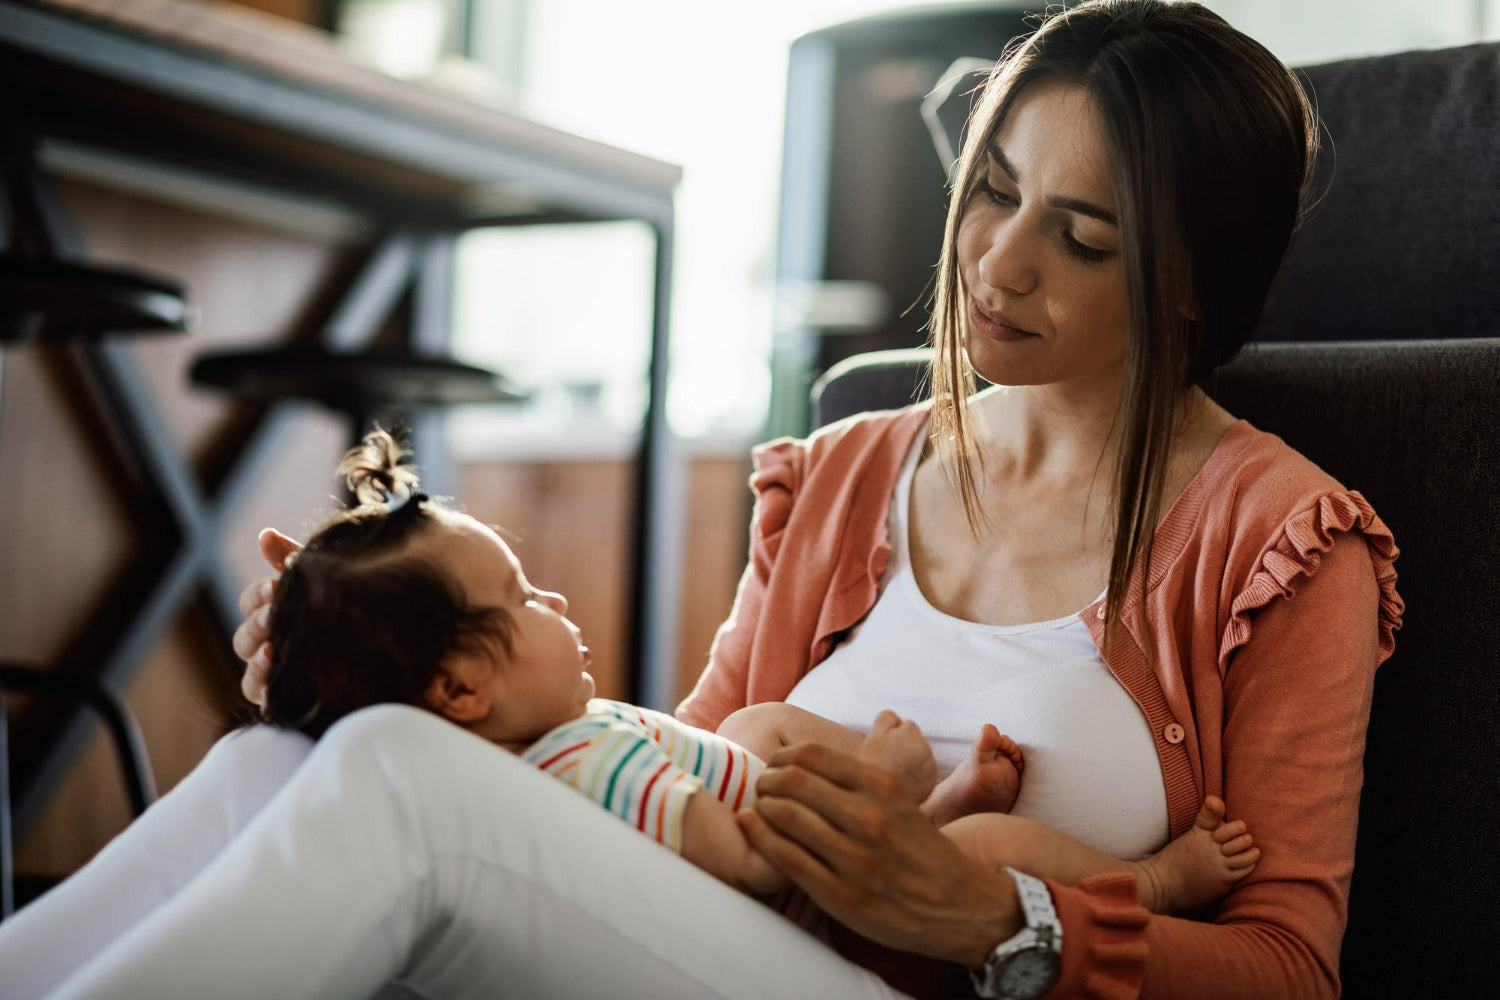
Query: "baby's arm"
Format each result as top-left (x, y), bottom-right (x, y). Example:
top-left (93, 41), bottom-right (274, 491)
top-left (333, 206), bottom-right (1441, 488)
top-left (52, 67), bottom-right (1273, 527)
top-left (717, 702), bottom-right (865, 759)
top-left (719, 704), bottom-right (937, 804)
top-left (680, 790), bottom-right (788, 895)
top-left (940, 796), bottom-right (1259, 915)
top-left (525, 708), bottom-right (789, 895)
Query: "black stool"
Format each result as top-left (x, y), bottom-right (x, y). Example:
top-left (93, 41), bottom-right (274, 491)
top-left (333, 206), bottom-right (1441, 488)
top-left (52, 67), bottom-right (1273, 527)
top-left (0, 250), bottom-right (189, 919)
top-left (190, 347), bottom-right (524, 446)
top-left (191, 344), bottom-right (524, 519)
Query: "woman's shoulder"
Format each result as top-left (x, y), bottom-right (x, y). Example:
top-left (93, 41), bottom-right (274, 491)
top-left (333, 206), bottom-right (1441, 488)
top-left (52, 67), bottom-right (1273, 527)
top-left (1213, 419), bottom-right (1349, 515)
top-left (1191, 420), bottom-right (1403, 666)
top-left (749, 401), bottom-right (931, 482)
top-left (1192, 418), bottom-right (1394, 559)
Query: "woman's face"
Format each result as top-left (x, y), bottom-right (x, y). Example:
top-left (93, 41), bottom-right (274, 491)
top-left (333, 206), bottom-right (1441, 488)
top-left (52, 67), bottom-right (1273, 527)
top-left (957, 79), bottom-right (1129, 390)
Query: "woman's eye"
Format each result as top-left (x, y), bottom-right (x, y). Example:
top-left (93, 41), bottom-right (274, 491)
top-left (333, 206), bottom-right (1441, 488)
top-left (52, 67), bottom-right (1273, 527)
top-left (976, 178), bottom-right (1016, 207)
top-left (1063, 231), bottom-right (1112, 264)
top-left (974, 178), bottom-right (1112, 264)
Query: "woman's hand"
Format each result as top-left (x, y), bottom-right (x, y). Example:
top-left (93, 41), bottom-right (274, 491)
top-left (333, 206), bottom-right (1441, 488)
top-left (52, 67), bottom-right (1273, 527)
top-left (233, 528), bottom-right (302, 707)
top-left (738, 740), bottom-right (1021, 968)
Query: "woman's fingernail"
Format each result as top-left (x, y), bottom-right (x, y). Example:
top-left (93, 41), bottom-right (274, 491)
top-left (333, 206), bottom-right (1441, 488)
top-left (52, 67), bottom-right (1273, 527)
top-left (254, 605), bottom-right (270, 626)
top-left (260, 580), bottom-right (273, 600)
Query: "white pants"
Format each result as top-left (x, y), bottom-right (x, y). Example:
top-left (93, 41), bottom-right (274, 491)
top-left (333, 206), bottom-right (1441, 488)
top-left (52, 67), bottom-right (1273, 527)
top-left (0, 705), bottom-right (907, 1000)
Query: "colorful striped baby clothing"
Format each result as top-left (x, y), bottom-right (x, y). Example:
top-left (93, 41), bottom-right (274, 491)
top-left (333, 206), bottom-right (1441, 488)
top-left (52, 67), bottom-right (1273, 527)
top-left (520, 699), bottom-right (765, 854)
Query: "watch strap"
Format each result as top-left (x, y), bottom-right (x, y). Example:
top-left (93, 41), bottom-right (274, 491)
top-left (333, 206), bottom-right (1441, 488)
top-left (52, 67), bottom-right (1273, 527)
top-left (968, 868), bottom-right (1063, 999)
top-left (1007, 867), bottom-right (1061, 939)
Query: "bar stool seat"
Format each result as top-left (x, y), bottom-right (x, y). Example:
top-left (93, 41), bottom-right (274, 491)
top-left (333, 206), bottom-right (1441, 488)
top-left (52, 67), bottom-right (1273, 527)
top-left (0, 253), bottom-right (190, 343)
top-left (190, 347), bottom-right (523, 414)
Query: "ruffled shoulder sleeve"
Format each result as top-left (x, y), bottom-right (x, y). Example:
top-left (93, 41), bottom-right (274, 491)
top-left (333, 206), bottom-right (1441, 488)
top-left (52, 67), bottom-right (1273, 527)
top-left (677, 408), bottom-right (926, 729)
top-left (745, 436), bottom-right (807, 574)
top-left (675, 437), bottom-right (808, 730)
top-left (1218, 490), bottom-right (1403, 674)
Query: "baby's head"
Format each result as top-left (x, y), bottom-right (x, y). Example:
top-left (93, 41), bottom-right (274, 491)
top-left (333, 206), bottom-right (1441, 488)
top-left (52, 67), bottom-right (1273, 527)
top-left (260, 429), bottom-right (595, 744)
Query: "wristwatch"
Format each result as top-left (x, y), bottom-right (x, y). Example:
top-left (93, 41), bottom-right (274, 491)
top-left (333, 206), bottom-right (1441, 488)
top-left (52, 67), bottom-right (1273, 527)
top-left (968, 867), bottom-right (1062, 999)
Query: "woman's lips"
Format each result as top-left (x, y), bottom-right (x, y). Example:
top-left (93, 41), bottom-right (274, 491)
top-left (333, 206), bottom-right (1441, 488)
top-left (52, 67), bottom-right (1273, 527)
top-left (969, 298), bottom-right (1038, 342)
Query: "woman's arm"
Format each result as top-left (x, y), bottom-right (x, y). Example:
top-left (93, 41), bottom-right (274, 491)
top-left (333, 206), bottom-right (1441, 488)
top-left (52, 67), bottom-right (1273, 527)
top-left (743, 531), bottom-right (1385, 999)
top-left (1122, 531), bottom-right (1381, 999)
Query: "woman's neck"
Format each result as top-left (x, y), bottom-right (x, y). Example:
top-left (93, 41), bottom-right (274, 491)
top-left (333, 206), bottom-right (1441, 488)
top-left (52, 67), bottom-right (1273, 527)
top-left (959, 384), bottom-right (1224, 495)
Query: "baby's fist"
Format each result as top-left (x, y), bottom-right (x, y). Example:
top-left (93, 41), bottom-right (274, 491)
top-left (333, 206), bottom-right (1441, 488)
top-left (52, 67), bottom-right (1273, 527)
top-left (858, 710), bottom-right (938, 804)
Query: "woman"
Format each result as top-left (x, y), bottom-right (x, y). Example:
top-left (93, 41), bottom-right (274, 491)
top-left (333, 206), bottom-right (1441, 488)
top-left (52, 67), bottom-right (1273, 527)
top-left (0, 2), bottom-right (1399, 998)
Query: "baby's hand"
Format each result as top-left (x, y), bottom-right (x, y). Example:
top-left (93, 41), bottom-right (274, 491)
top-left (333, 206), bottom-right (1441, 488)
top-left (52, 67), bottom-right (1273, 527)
top-left (856, 710), bottom-right (938, 805)
top-left (737, 845), bottom-right (792, 897)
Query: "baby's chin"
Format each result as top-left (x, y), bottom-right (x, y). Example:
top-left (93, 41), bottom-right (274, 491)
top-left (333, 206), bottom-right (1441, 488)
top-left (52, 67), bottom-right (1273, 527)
top-left (581, 672), bottom-right (597, 701)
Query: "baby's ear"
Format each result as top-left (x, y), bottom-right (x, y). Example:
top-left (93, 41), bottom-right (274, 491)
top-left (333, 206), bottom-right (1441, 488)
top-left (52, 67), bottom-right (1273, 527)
top-left (423, 661), bottom-right (491, 723)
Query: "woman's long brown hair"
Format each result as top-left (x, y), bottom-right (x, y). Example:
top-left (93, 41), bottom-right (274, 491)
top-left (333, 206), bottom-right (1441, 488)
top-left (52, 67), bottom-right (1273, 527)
top-left (929, 0), bottom-right (1318, 652)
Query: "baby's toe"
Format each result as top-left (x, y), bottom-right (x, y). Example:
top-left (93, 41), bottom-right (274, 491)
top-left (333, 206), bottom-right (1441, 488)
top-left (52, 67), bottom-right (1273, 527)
top-left (1213, 819), bottom-right (1248, 843)
top-left (1194, 797), bottom-right (1227, 830)
top-left (1220, 833), bottom-right (1254, 855)
top-left (974, 724), bottom-right (1003, 753)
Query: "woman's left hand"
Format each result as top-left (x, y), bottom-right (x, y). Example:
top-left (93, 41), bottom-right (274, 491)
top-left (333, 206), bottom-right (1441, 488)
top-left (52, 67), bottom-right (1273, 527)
top-left (738, 740), bottom-right (1021, 967)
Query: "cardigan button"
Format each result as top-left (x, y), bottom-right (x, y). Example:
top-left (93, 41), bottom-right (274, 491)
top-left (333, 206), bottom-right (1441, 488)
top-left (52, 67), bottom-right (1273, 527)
top-left (1163, 723), bottom-right (1185, 744)
top-left (1095, 605), bottom-right (1106, 620)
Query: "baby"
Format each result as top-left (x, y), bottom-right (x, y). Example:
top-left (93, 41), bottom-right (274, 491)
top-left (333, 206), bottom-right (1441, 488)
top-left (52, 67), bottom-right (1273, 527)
top-left (260, 428), bottom-right (1256, 916)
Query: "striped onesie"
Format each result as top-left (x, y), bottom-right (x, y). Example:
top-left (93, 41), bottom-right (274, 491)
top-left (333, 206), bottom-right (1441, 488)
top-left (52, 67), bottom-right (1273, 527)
top-left (520, 698), bottom-right (765, 854)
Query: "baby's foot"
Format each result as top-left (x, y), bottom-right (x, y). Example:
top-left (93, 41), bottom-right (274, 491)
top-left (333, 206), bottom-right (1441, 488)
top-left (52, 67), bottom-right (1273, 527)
top-left (1133, 796), bottom-right (1259, 914)
top-left (921, 724), bottom-right (1024, 828)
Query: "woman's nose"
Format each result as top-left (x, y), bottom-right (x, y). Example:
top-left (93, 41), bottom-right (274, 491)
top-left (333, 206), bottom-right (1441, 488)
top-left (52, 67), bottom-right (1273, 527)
top-left (539, 589), bottom-right (568, 616)
top-left (977, 216), bottom-right (1040, 296)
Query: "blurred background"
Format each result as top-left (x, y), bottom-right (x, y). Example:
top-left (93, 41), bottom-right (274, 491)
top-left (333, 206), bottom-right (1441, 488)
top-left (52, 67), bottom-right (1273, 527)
top-left (1, 0), bottom-right (1496, 895)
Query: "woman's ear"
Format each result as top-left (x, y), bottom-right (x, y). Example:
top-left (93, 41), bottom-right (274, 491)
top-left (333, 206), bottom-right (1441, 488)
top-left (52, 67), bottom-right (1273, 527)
top-left (423, 659), bottom-right (494, 724)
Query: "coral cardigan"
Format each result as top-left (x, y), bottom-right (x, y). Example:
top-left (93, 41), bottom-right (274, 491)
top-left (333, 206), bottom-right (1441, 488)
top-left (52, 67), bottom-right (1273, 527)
top-left (677, 404), bottom-right (1402, 1000)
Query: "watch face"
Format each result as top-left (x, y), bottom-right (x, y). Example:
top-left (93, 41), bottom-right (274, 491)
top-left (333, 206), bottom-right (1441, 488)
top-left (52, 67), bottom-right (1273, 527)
top-left (997, 947), bottom-right (1061, 999)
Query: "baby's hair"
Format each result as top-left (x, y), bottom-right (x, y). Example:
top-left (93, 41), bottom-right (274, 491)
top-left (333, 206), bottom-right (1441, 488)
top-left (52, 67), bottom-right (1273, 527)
top-left (260, 427), bottom-right (513, 739)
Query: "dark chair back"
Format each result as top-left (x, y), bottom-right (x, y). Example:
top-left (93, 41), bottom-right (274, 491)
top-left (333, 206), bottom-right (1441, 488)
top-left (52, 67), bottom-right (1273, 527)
top-left (811, 339), bottom-right (1500, 999)
top-left (1256, 43), bottom-right (1500, 342)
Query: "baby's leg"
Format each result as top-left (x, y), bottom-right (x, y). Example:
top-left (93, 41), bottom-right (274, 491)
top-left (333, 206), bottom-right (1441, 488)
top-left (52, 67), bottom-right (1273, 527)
top-left (940, 796), bottom-right (1257, 915)
top-left (715, 702), bottom-right (864, 761)
top-left (922, 723), bottom-right (1024, 827)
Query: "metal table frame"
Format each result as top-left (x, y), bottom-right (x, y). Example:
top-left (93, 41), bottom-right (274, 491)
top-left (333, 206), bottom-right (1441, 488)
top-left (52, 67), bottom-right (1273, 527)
top-left (0, 0), bottom-right (684, 833)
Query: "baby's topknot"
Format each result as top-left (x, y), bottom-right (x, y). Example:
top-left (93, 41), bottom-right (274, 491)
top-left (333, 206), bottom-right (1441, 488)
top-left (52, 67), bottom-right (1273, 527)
top-left (336, 426), bottom-right (421, 507)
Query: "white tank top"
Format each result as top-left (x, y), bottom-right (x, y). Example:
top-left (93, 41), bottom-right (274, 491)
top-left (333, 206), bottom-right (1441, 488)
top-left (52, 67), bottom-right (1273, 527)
top-left (784, 428), bottom-right (1171, 859)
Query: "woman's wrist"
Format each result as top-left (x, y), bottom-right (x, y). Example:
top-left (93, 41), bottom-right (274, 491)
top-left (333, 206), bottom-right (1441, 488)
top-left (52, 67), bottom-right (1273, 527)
top-left (954, 863), bottom-right (1026, 968)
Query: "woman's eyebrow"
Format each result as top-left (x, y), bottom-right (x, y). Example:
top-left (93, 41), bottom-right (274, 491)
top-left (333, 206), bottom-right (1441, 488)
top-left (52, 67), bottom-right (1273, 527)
top-left (987, 142), bottom-right (1119, 227)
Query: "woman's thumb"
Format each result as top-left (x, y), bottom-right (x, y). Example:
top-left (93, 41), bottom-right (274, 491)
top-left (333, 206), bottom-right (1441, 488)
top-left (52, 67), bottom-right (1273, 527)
top-left (258, 528), bottom-right (303, 571)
